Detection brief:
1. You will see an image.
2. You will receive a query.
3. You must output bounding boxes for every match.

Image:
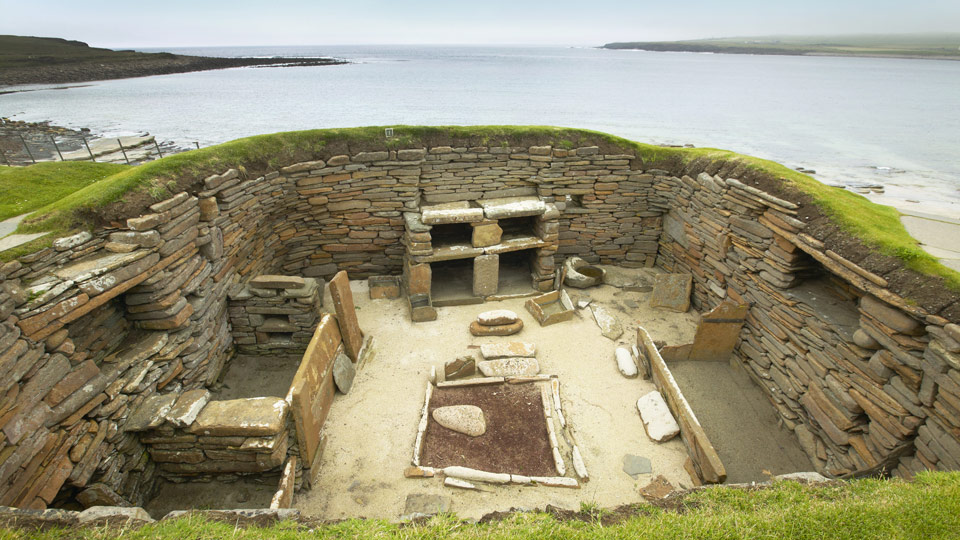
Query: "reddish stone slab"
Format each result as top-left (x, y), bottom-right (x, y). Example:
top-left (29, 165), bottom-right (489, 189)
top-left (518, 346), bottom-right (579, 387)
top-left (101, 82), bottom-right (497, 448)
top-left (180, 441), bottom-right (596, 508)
top-left (687, 300), bottom-right (749, 362)
top-left (329, 271), bottom-right (363, 362)
top-left (288, 315), bottom-right (341, 474)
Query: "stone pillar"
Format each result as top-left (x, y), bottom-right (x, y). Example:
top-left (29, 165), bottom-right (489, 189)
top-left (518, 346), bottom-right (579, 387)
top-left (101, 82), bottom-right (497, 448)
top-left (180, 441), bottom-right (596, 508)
top-left (473, 255), bottom-right (499, 297)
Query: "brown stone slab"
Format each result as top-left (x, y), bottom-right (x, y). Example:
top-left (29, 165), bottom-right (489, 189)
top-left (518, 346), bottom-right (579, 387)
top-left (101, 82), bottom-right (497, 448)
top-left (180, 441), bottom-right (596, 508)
top-left (687, 300), bottom-right (749, 362)
top-left (329, 271), bottom-right (363, 362)
top-left (288, 315), bottom-right (341, 471)
top-left (188, 397), bottom-right (288, 437)
top-left (650, 274), bottom-right (692, 313)
top-left (250, 275), bottom-right (306, 289)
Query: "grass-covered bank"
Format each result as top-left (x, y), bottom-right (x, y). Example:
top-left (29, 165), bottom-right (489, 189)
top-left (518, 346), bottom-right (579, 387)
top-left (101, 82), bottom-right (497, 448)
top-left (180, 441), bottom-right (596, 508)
top-left (4, 472), bottom-right (959, 539)
top-left (2, 125), bottom-right (958, 293)
top-left (0, 162), bottom-right (128, 221)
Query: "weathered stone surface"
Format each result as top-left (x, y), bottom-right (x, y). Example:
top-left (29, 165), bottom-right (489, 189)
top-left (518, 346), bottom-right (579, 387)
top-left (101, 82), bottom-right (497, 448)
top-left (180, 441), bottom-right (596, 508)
top-left (126, 393), bottom-right (178, 432)
top-left (432, 405), bottom-right (486, 436)
top-left (249, 275), bottom-right (306, 289)
top-left (76, 483), bottom-right (130, 508)
top-left (615, 347), bottom-right (638, 378)
top-left (650, 273), bottom-right (692, 313)
top-left (477, 196), bottom-right (546, 219)
top-left (166, 389), bottom-right (211, 427)
top-left (687, 300), bottom-right (749, 362)
top-left (861, 295), bottom-right (922, 335)
top-left (853, 329), bottom-right (881, 350)
top-left (480, 341), bottom-right (536, 359)
top-left (591, 305), bottom-right (623, 340)
top-left (477, 357), bottom-right (539, 377)
top-left (469, 319), bottom-right (523, 336)
top-left (622, 454), bottom-right (652, 478)
top-left (421, 202), bottom-right (484, 225)
top-left (637, 391), bottom-right (680, 442)
top-left (402, 494), bottom-right (451, 519)
top-left (444, 356), bottom-right (476, 380)
top-left (473, 254), bottom-right (499, 296)
top-left (188, 397), bottom-right (288, 437)
top-left (289, 315), bottom-right (340, 475)
top-left (332, 351), bottom-right (356, 394)
top-left (471, 222), bottom-right (502, 248)
top-left (53, 231), bottom-right (92, 251)
top-left (78, 506), bottom-right (153, 524)
top-left (329, 271), bottom-right (363, 362)
top-left (478, 310), bottom-right (519, 326)
top-left (198, 196), bottom-right (219, 221)
top-left (564, 257), bottom-right (606, 288)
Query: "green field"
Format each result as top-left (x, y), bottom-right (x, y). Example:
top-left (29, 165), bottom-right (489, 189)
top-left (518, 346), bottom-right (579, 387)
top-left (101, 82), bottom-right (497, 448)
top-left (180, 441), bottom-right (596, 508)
top-left (603, 33), bottom-right (960, 60)
top-left (0, 162), bottom-right (128, 221)
top-left (4, 472), bottom-right (959, 539)
top-left (0, 35), bottom-right (174, 70)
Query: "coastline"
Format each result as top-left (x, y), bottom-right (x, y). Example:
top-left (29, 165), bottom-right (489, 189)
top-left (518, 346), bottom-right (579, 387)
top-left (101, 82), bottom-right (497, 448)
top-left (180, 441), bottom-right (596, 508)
top-left (0, 55), bottom-right (346, 87)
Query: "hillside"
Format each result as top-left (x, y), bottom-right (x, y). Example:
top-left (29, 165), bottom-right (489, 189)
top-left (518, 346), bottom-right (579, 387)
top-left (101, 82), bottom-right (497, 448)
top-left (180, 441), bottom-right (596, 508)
top-left (0, 35), bottom-right (345, 86)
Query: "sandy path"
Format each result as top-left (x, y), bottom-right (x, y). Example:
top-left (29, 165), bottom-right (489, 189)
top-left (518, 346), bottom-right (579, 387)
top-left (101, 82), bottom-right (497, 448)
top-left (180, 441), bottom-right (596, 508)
top-left (295, 274), bottom-right (701, 521)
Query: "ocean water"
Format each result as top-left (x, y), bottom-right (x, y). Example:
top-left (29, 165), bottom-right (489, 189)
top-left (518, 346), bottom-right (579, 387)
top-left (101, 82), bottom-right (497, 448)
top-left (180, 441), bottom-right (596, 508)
top-left (2, 45), bottom-right (959, 215)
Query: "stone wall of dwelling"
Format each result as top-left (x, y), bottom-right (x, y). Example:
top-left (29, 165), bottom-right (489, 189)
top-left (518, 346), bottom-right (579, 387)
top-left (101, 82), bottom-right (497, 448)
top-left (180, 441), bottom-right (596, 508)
top-left (652, 171), bottom-right (960, 479)
top-left (1, 138), bottom-right (959, 511)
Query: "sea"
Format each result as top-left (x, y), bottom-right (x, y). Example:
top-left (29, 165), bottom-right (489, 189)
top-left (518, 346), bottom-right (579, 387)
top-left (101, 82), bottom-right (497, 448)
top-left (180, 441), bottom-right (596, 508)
top-left (2, 45), bottom-right (958, 217)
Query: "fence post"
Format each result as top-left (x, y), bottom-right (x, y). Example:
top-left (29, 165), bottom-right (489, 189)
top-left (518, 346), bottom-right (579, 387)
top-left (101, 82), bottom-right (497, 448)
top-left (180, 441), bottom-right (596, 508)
top-left (194, 142), bottom-right (200, 149)
top-left (49, 135), bottom-right (64, 161)
top-left (17, 133), bottom-right (36, 164)
top-left (117, 139), bottom-right (130, 165)
top-left (153, 139), bottom-right (164, 159)
top-left (83, 137), bottom-right (95, 162)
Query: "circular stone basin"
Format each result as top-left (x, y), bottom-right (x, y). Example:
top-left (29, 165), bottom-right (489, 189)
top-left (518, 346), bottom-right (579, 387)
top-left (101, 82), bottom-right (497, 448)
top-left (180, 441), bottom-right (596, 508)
top-left (564, 257), bottom-right (606, 288)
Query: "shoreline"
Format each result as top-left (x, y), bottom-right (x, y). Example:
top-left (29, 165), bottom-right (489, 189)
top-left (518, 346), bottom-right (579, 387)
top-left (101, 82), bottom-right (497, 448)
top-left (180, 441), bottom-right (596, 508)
top-left (0, 55), bottom-right (346, 88)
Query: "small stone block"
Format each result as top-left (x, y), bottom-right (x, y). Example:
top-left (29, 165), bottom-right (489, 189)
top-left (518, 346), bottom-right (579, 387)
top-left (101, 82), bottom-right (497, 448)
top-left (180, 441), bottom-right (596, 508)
top-left (636, 391), bottom-right (680, 442)
top-left (249, 275), bottom-right (306, 289)
top-left (480, 342), bottom-right (536, 359)
top-left (444, 356), bottom-right (476, 380)
top-left (650, 273), bottom-right (693, 313)
top-left (469, 320), bottom-right (523, 336)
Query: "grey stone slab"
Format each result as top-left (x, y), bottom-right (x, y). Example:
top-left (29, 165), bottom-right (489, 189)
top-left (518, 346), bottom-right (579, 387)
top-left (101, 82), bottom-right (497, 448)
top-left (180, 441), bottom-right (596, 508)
top-left (333, 351), bottom-right (356, 394)
top-left (622, 454), bottom-right (652, 479)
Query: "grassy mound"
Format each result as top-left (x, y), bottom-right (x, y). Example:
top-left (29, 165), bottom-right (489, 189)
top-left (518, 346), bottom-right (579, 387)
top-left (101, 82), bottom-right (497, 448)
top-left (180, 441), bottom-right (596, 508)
top-left (6, 472), bottom-right (959, 539)
top-left (2, 126), bottom-right (957, 291)
top-left (0, 162), bottom-right (128, 221)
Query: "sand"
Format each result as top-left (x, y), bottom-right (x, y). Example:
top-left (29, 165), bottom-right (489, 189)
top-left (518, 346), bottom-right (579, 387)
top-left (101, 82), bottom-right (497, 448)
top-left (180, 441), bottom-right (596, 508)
top-left (295, 271), bottom-right (703, 521)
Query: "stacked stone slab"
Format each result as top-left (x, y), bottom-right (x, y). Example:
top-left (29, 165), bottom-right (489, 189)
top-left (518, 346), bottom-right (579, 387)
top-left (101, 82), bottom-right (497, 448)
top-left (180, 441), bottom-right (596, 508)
top-left (0, 135), bottom-right (958, 512)
top-left (227, 275), bottom-right (323, 355)
top-left (652, 169), bottom-right (960, 479)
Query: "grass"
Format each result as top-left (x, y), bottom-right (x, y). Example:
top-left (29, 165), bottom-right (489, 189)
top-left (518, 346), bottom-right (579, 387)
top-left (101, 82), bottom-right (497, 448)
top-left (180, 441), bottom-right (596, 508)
top-left (4, 472), bottom-right (959, 539)
top-left (2, 125), bottom-right (957, 292)
top-left (0, 162), bottom-right (128, 221)
top-left (0, 35), bottom-right (176, 70)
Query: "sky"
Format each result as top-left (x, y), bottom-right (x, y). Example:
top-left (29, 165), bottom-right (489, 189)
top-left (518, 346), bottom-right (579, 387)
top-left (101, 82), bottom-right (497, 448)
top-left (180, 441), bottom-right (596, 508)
top-left (2, 0), bottom-right (959, 48)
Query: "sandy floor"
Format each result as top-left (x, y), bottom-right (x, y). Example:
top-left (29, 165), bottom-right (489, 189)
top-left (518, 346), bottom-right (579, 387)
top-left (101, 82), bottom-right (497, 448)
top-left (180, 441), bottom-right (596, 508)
top-left (295, 271), bottom-right (703, 521)
top-left (669, 360), bottom-right (813, 483)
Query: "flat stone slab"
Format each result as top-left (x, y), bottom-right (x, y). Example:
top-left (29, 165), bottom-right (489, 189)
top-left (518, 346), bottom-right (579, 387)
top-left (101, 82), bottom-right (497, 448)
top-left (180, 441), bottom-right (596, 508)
top-left (469, 319), bottom-right (523, 336)
top-left (591, 305), bottom-right (623, 340)
top-left (329, 271), bottom-right (363, 361)
top-left (402, 494), bottom-right (451, 519)
top-left (477, 196), bottom-right (546, 219)
top-left (444, 356), bottom-right (476, 380)
top-left (636, 391), bottom-right (680, 442)
top-left (78, 506), bottom-right (154, 524)
top-left (477, 357), bottom-right (540, 377)
top-left (615, 347), bottom-right (638, 378)
top-left (480, 341), bottom-right (536, 359)
top-left (165, 389), bottom-right (211, 427)
top-left (650, 273), bottom-right (692, 313)
top-left (52, 250), bottom-right (148, 282)
top-left (249, 275), bottom-right (305, 289)
top-left (403, 212), bottom-right (432, 233)
top-left (125, 393), bottom-right (177, 432)
top-left (421, 202), bottom-right (485, 225)
top-left (622, 454), bottom-right (652, 479)
top-left (333, 351), bottom-right (356, 394)
top-left (477, 309), bottom-right (519, 326)
top-left (432, 405), bottom-right (486, 436)
top-left (687, 300), bottom-right (749, 362)
top-left (188, 397), bottom-right (288, 437)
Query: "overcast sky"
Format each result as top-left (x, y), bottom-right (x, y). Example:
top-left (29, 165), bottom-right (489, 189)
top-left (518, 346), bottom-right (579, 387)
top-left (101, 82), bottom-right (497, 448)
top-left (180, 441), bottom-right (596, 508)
top-left (3, 0), bottom-right (959, 48)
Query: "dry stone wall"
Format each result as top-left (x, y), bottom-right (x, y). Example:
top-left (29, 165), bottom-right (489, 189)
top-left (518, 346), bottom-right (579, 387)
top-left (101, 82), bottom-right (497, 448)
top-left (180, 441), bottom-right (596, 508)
top-left (0, 135), bottom-right (958, 511)
top-left (652, 170), bottom-right (960, 479)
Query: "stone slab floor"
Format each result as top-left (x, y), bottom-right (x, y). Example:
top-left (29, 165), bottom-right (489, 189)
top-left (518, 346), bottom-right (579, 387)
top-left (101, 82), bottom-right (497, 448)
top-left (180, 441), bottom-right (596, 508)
top-left (294, 271), bottom-right (756, 521)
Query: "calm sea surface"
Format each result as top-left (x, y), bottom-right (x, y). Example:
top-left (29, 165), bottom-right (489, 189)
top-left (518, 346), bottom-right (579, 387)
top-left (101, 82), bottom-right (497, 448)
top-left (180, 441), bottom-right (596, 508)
top-left (2, 45), bottom-right (958, 214)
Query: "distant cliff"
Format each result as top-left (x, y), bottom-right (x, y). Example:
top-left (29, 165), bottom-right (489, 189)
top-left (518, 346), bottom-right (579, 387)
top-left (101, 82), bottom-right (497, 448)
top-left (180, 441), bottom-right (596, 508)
top-left (0, 35), bottom-right (345, 86)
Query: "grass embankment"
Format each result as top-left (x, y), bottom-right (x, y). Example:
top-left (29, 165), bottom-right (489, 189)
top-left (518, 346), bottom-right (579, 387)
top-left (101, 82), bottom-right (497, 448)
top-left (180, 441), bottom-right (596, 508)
top-left (5, 472), bottom-right (960, 539)
top-left (0, 35), bottom-right (157, 70)
top-left (2, 126), bottom-right (957, 291)
top-left (603, 33), bottom-right (960, 60)
top-left (0, 162), bottom-right (128, 221)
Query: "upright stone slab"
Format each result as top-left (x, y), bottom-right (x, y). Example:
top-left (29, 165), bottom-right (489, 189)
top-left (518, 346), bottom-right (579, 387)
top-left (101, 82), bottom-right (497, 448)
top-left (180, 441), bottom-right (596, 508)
top-left (329, 271), bottom-right (363, 362)
top-left (687, 300), bottom-right (749, 361)
top-left (473, 254), bottom-right (499, 297)
top-left (650, 273), bottom-right (693, 313)
top-left (288, 314), bottom-right (341, 481)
